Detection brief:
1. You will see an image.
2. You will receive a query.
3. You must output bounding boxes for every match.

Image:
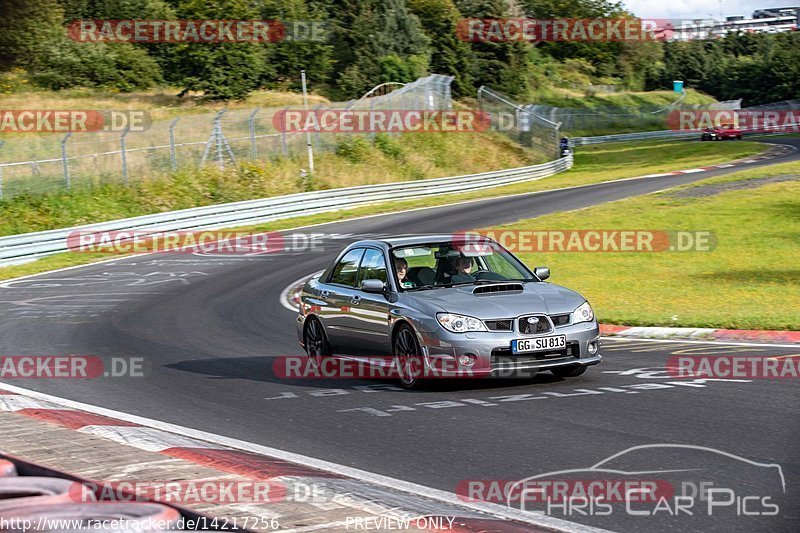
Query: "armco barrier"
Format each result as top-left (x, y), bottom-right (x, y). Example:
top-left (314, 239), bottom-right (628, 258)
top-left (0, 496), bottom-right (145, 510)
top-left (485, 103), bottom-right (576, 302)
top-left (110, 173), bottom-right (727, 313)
top-left (0, 155), bottom-right (572, 267)
top-left (571, 124), bottom-right (790, 146)
top-left (572, 130), bottom-right (697, 145)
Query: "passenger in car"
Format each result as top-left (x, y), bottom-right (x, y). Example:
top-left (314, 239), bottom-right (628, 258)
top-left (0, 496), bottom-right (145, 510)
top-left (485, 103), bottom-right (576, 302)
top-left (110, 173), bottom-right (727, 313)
top-left (394, 257), bottom-right (414, 289)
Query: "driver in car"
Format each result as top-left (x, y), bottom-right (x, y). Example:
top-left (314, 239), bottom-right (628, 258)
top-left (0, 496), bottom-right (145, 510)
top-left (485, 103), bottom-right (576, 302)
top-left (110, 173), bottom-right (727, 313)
top-left (450, 255), bottom-right (475, 283)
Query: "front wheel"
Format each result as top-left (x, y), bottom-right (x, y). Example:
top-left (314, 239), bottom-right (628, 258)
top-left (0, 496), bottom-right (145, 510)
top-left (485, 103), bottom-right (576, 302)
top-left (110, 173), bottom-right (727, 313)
top-left (551, 365), bottom-right (588, 378)
top-left (303, 317), bottom-right (331, 368)
top-left (393, 324), bottom-right (425, 389)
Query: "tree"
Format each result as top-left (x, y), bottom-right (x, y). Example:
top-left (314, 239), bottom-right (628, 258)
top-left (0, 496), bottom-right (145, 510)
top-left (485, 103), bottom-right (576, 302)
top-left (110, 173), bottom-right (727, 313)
top-left (256, 0), bottom-right (334, 91)
top-left (164, 0), bottom-right (267, 100)
top-left (454, 0), bottom-right (531, 97)
top-left (0, 0), bottom-right (65, 70)
top-left (321, 0), bottom-right (430, 99)
top-left (408, 0), bottom-right (475, 96)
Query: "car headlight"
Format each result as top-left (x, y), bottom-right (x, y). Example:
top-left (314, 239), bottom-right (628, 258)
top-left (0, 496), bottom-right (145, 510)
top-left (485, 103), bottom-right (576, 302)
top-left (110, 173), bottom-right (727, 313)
top-left (573, 301), bottom-right (595, 324)
top-left (436, 313), bottom-right (487, 333)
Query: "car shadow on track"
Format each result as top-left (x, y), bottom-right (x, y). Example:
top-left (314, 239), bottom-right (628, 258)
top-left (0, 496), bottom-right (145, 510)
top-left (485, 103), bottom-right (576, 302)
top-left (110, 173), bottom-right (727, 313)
top-left (165, 355), bottom-right (571, 392)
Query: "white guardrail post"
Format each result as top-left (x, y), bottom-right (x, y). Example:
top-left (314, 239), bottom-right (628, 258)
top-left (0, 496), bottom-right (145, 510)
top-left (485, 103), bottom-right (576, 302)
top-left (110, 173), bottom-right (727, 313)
top-left (0, 155), bottom-right (572, 267)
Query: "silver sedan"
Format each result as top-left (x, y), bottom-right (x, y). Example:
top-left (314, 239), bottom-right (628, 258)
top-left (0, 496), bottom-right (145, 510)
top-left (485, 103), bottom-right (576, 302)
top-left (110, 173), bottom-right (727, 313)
top-left (296, 235), bottom-right (602, 389)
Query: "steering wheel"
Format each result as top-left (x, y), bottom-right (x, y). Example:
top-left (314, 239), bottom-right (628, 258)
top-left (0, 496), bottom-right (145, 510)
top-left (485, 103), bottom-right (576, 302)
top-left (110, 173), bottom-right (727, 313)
top-left (472, 269), bottom-right (491, 279)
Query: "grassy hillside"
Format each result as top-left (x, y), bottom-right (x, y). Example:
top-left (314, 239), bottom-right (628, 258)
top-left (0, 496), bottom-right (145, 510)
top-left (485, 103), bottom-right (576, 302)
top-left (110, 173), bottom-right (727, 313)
top-left (527, 87), bottom-right (716, 109)
top-left (0, 132), bottom-right (537, 235)
top-left (0, 139), bottom-right (767, 281)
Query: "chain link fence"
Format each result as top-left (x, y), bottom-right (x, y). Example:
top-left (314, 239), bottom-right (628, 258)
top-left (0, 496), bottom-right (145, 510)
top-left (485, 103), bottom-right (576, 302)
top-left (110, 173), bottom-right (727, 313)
top-left (477, 86), bottom-right (562, 161)
top-left (744, 99), bottom-right (800, 111)
top-left (0, 75), bottom-right (453, 201)
top-left (522, 95), bottom-right (743, 135)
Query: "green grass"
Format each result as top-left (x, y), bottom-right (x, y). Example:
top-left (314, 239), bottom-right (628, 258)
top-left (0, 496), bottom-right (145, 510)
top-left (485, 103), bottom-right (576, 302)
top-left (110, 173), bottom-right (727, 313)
top-left (0, 139), bottom-right (768, 282)
top-left (524, 88), bottom-right (716, 109)
top-left (519, 88), bottom-right (719, 137)
top-left (498, 161), bottom-right (800, 330)
top-left (0, 132), bottom-right (537, 235)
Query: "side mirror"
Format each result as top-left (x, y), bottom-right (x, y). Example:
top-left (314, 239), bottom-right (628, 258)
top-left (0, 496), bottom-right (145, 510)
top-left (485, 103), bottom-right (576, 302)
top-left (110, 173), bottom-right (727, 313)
top-left (534, 266), bottom-right (550, 281)
top-left (361, 279), bottom-right (386, 293)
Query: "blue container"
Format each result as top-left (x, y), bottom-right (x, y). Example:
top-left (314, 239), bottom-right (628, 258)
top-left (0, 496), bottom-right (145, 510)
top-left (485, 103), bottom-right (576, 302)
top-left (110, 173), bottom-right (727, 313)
top-left (673, 80), bottom-right (684, 93)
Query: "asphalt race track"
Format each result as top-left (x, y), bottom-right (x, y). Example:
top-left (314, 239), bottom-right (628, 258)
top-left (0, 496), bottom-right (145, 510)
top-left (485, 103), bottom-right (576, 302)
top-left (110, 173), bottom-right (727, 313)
top-left (1, 138), bottom-right (799, 532)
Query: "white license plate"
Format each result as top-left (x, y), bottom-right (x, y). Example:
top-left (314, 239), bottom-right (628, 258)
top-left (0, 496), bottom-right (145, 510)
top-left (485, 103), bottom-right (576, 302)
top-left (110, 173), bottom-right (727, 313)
top-left (512, 335), bottom-right (566, 354)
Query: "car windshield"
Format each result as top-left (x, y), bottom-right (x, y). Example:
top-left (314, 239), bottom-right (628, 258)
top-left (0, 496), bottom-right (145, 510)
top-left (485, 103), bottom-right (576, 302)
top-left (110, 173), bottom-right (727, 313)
top-left (391, 240), bottom-right (535, 291)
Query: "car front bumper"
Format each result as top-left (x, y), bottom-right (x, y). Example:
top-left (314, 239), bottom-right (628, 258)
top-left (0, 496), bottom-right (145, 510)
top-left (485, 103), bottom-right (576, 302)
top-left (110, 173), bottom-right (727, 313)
top-left (416, 320), bottom-right (602, 377)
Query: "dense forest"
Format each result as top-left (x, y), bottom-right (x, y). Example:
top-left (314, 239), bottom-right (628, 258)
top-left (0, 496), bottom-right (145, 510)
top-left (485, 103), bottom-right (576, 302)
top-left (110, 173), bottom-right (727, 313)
top-left (1, 0), bottom-right (798, 106)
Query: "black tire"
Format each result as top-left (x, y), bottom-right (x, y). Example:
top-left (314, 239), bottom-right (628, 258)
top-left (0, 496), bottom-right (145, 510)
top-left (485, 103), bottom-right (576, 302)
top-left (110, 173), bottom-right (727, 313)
top-left (551, 365), bottom-right (588, 378)
top-left (303, 316), bottom-right (331, 368)
top-left (393, 324), bottom-right (425, 390)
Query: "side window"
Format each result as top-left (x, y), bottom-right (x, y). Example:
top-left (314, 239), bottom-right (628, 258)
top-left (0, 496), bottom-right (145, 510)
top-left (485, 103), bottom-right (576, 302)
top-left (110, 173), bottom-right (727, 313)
top-left (329, 248), bottom-right (365, 287)
top-left (358, 249), bottom-right (388, 285)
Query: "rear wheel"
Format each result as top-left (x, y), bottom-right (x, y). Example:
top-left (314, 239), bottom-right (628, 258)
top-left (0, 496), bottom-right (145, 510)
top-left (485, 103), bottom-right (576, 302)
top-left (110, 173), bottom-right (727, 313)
top-left (304, 317), bottom-right (331, 368)
top-left (551, 365), bottom-right (588, 378)
top-left (393, 324), bottom-right (425, 389)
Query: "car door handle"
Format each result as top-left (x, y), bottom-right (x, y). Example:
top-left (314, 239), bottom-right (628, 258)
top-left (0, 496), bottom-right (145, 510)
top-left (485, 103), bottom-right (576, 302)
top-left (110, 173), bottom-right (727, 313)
top-left (320, 290), bottom-right (329, 300)
top-left (351, 295), bottom-right (361, 305)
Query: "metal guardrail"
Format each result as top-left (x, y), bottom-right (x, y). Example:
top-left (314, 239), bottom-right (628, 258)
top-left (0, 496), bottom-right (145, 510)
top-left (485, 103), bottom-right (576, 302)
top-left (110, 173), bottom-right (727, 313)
top-left (571, 124), bottom-right (791, 146)
top-left (571, 130), bottom-right (697, 145)
top-left (0, 156), bottom-right (573, 267)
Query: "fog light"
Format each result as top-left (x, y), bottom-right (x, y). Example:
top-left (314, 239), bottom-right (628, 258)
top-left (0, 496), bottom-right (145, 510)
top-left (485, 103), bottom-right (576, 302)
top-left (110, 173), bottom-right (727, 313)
top-left (458, 354), bottom-right (476, 366)
top-left (588, 342), bottom-right (598, 355)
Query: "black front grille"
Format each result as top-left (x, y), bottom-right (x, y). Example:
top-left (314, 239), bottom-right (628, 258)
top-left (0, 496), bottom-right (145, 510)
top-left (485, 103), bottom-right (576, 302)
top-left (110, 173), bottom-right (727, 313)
top-left (550, 313), bottom-right (571, 327)
top-left (518, 315), bottom-right (552, 334)
top-left (485, 319), bottom-right (513, 331)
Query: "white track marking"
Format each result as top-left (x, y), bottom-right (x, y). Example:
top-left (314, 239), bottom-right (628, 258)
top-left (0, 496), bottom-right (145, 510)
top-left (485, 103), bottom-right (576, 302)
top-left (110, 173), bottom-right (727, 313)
top-left (279, 271), bottom-right (323, 313)
top-left (601, 336), bottom-right (799, 349)
top-left (0, 381), bottom-right (610, 533)
top-left (0, 395), bottom-right (61, 411)
top-left (77, 426), bottom-right (218, 452)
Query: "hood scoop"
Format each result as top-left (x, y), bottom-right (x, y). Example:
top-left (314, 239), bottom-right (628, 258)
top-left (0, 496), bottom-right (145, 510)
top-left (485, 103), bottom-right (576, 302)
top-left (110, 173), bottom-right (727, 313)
top-left (472, 283), bottom-right (524, 295)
